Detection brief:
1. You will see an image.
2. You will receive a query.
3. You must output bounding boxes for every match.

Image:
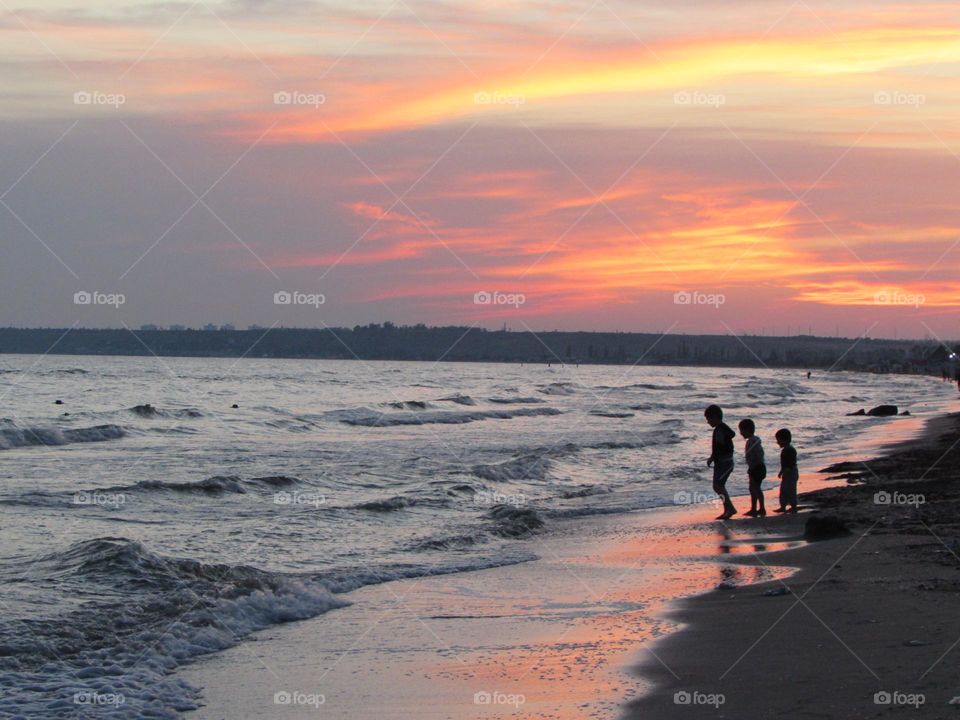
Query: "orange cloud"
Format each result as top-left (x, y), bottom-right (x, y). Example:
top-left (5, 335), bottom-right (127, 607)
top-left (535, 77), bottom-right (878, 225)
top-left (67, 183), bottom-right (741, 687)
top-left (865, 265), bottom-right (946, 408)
top-left (265, 26), bottom-right (960, 139)
top-left (791, 281), bottom-right (960, 307)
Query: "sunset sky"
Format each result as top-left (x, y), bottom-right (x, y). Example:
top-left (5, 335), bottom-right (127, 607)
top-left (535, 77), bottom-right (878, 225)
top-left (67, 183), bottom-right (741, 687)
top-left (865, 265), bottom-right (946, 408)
top-left (1, 0), bottom-right (958, 338)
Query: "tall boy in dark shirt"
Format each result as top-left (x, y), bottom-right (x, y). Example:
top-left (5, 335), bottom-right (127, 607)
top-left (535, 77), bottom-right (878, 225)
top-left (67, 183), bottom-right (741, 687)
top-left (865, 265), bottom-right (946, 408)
top-left (705, 404), bottom-right (737, 520)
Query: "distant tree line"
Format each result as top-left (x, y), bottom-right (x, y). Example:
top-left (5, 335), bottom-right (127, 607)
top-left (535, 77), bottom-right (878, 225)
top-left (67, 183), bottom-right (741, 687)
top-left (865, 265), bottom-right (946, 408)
top-left (0, 325), bottom-right (952, 373)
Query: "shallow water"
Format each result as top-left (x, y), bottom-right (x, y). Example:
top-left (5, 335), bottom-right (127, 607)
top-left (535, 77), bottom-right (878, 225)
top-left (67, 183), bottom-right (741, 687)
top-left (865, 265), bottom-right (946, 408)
top-left (0, 354), bottom-right (952, 717)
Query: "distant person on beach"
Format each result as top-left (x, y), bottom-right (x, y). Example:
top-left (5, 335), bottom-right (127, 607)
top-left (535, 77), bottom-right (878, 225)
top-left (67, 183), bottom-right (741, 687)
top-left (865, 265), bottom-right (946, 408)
top-left (738, 419), bottom-right (766, 517)
top-left (705, 405), bottom-right (737, 520)
top-left (774, 428), bottom-right (799, 513)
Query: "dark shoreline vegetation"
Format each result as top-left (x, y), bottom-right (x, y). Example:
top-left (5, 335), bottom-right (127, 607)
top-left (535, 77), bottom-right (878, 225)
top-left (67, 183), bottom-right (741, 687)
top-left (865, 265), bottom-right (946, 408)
top-left (0, 326), bottom-right (955, 371)
top-left (629, 412), bottom-right (960, 719)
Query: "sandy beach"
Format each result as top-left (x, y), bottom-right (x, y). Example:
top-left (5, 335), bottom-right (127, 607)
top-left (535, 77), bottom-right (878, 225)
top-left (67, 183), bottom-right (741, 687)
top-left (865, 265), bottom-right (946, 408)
top-left (180, 410), bottom-right (960, 719)
top-left (629, 412), bottom-right (960, 719)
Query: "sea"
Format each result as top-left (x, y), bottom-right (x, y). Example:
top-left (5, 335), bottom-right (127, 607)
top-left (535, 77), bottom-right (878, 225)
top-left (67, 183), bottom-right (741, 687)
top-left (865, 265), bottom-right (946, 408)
top-left (0, 354), bottom-right (952, 718)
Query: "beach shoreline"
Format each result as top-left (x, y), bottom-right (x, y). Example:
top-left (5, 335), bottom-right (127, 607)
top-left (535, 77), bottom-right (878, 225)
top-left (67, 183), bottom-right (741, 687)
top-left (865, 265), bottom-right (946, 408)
top-left (182, 502), bottom-right (790, 719)
top-left (179, 407), bottom-right (955, 719)
top-left (627, 411), bottom-right (960, 719)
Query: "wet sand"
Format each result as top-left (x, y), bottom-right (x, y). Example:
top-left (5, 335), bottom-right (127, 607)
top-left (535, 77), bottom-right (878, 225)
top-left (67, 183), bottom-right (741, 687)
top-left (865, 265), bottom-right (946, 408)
top-left (629, 412), bottom-right (960, 719)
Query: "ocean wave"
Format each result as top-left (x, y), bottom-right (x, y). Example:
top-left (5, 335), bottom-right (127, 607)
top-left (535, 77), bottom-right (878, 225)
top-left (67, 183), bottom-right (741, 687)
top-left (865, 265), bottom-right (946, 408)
top-left (99, 475), bottom-right (302, 496)
top-left (147, 425), bottom-right (201, 435)
top-left (486, 504), bottom-right (545, 537)
top-left (557, 432), bottom-right (683, 453)
top-left (0, 537), bottom-right (347, 718)
top-left (0, 424), bottom-right (126, 451)
top-left (35, 367), bottom-right (89, 375)
top-left (473, 454), bottom-right (550, 482)
top-left (538, 382), bottom-right (579, 396)
top-left (594, 382), bottom-right (695, 391)
top-left (728, 378), bottom-right (812, 399)
top-left (407, 504), bottom-right (545, 550)
top-left (487, 396), bottom-right (545, 404)
top-left (589, 410), bottom-right (635, 418)
top-left (630, 401), bottom-right (709, 412)
top-left (383, 400), bottom-right (434, 410)
top-left (329, 406), bottom-right (562, 427)
top-left (262, 416), bottom-right (323, 432)
top-left (559, 485), bottom-right (613, 499)
top-left (128, 403), bottom-right (204, 419)
top-left (318, 553), bottom-right (538, 595)
top-left (1, 476), bottom-right (305, 509)
top-left (438, 393), bottom-right (477, 406)
top-left (471, 433), bottom-right (679, 485)
top-left (354, 495), bottom-right (414, 512)
top-left (406, 532), bottom-right (486, 551)
top-left (352, 494), bottom-right (452, 512)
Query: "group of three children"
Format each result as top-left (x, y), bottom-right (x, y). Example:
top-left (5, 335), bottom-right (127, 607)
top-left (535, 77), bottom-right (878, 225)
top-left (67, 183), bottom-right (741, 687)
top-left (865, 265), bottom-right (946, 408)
top-left (704, 404), bottom-right (798, 520)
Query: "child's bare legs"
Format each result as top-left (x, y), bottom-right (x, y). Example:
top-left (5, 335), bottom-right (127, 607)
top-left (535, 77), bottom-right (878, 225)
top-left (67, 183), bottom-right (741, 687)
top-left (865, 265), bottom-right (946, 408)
top-left (779, 470), bottom-right (799, 514)
top-left (754, 485), bottom-right (766, 516)
top-left (713, 460), bottom-right (737, 519)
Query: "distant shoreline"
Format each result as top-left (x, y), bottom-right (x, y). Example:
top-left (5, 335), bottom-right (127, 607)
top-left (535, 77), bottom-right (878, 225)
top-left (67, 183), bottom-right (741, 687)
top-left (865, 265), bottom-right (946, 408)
top-left (0, 326), bottom-right (951, 374)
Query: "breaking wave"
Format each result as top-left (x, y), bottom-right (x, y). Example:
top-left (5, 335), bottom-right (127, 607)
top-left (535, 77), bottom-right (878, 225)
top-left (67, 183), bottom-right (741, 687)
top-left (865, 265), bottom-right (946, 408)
top-left (329, 406), bottom-right (562, 427)
top-left (0, 538), bottom-right (347, 718)
top-left (473, 455), bottom-right (551, 482)
top-left (0, 424), bottom-right (126, 451)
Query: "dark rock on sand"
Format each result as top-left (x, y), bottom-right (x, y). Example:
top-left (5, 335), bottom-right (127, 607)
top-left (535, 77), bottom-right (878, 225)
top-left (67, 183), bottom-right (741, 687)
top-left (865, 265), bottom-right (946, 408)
top-left (900, 410), bottom-right (911, 416)
top-left (804, 515), bottom-right (851, 541)
top-left (54, 400), bottom-right (64, 405)
top-left (231, 404), bottom-right (239, 408)
top-left (763, 586), bottom-right (790, 597)
top-left (819, 460), bottom-right (867, 474)
top-left (847, 409), bottom-right (866, 416)
top-left (867, 404), bottom-right (898, 417)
